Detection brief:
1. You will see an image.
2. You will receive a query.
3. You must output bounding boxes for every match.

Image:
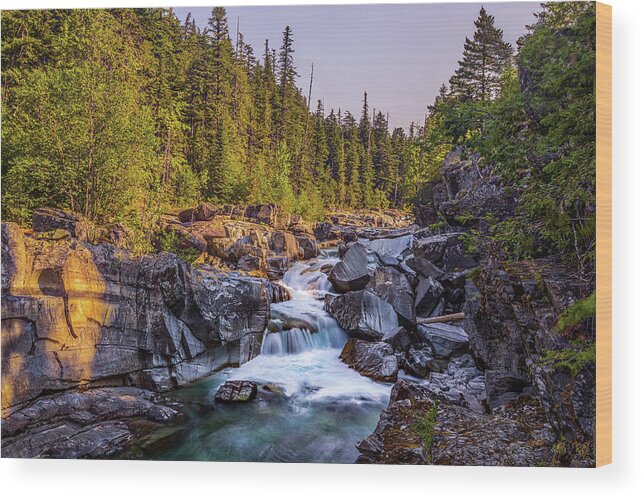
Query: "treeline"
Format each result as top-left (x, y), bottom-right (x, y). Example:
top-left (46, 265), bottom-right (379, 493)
top-left (421, 2), bottom-right (596, 275)
top-left (1, 7), bottom-right (434, 227)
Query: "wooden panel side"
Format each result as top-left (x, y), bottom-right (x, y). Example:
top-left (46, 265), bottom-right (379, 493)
top-left (596, 1), bottom-right (612, 468)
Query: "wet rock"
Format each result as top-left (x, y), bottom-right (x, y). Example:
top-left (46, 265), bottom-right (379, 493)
top-left (366, 266), bottom-right (415, 326)
top-left (414, 276), bottom-right (444, 317)
top-left (340, 339), bottom-right (398, 383)
top-left (328, 243), bottom-right (378, 293)
top-left (416, 323), bottom-right (469, 359)
top-left (269, 282), bottom-right (291, 303)
top-left (215, 380), bottom-right (259, 402)
top-left (324, 289), bottom-right (399, 341)
top-left (269, 231), bottom-right (301, 260)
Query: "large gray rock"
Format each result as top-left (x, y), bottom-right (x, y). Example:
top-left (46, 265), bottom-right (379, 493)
top-left (366, 266), bottom-right (415, 326)
top-left (324, 290), bottom-right (398, 341)
top-left (414, 276), bottom-right (444, 317)
top-left (1, 387), bottom-right (184, 459)
top-left (340, 339), bottom-right (398, 383)
top-left (412, 232), bottom-right (475, 271)
top-left (416, 323), bottom-right (469, 358)
top-left (328, 243), bottom-right (378, 292)
top-left (360, 235), bottom-right (413, 266)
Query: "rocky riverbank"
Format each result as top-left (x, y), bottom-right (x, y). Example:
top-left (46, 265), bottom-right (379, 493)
top-left (318, 147), bottom-right (596, 467)
top-left (1, 192), bottom-right (595, 465)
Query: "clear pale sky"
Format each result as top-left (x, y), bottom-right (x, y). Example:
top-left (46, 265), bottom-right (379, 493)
top-left (174, 2), bottom-right (541, 129)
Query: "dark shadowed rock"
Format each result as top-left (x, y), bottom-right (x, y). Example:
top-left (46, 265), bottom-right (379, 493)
top-left (328, 243), bottom-right (378, 293)
top-left (295, 235), bottom-right (319, 260)
top-left (324, 289), bottom-right (398, 341)
top-left (382, 327), bottom-right (413, 352)
top-left (32, 208), bottom-right (90, 241)
top-left (215, 380), bottom-right (259, 402)
top-left (416, 323), bottom-right (469, 358)
top-left (366, 266), bottom-right (415, 326)
top-left (340, 339), bottom-right (398, 382)
top-left (414, 276), bottom-right (444, 317)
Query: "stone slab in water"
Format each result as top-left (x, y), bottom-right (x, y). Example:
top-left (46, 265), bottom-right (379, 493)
top-left (215, 380), bottom-right (258, 402)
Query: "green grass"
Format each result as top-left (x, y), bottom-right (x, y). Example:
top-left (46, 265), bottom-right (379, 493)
top-left (555, 291), bottom-right (596, 332)
top-left (413, 404), bottom-right (438, 460)
top-left (539, 340), bottom-right (595, 377)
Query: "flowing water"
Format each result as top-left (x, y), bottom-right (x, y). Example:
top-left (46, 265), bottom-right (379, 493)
top-left (145, 251), bottom-right (391, 463)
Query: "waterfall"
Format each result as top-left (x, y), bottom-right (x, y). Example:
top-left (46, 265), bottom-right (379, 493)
top-left (260, 254), bottom-right (348, 355)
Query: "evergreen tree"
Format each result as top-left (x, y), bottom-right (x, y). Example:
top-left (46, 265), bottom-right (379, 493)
top-left (449, 6), bottom-right (513, 102)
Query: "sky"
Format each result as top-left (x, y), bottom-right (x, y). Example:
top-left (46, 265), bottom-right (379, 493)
top-left (174, 2), bottom-right (541, 129)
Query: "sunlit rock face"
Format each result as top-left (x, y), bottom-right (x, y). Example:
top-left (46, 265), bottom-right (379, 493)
top-left (1, 222), bottom-right (271, 415)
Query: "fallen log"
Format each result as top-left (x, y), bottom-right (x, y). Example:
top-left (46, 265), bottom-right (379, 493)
top-left (416, 312), bottom-right (465, 325)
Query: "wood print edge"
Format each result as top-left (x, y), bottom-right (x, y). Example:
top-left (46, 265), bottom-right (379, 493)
top-left (596, 0), bottom-right (612, 468)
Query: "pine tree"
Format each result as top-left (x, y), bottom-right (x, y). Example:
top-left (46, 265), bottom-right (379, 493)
top-left (449, 6), bottom-right (513, 101)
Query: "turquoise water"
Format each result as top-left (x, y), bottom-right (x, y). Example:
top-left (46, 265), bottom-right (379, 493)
top-left (144, 256), bottom-right (391, 463)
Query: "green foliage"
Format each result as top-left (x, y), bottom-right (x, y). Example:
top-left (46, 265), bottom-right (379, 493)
top-left (413, 404), bottom-right (439, 460)
top-left (556, 292), bottom-right (596, 332)
top-left (539, 340), bottom-right (595, 377)
top-left (157, 229), bottom-right (201, 265)
top-left (1, 7), bottom-right (428, 224)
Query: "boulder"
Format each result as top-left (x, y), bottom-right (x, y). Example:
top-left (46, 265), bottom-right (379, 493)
top-left (328, 243), bottom-right (378, 293)
top-left (366, 266), bottom-right (415, 326)
top-left (324, 290), bottom-right (399, 341)
top-left (295, 234), bottom-right (319, 259)
top-left (214, 380), bottom-right (258, 402)
top-left (356, 380), bottom-right (435, 464)
top-left (414, 276), bottom-right (444, 317)
top-left (416, 323), bottom-right (469, 358)
top-left (382, 327), bottom-right (413, 353)
top-left (32, 208), bottom-right (90, 241)
top-left (269, 231), bottom-right (301, 260)
top-left (178, 202), bottom-right (217, 223)
top-left (339, 339), bottom-right (398, 383)
top-left (360, 235), bottom-right (413, 266)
